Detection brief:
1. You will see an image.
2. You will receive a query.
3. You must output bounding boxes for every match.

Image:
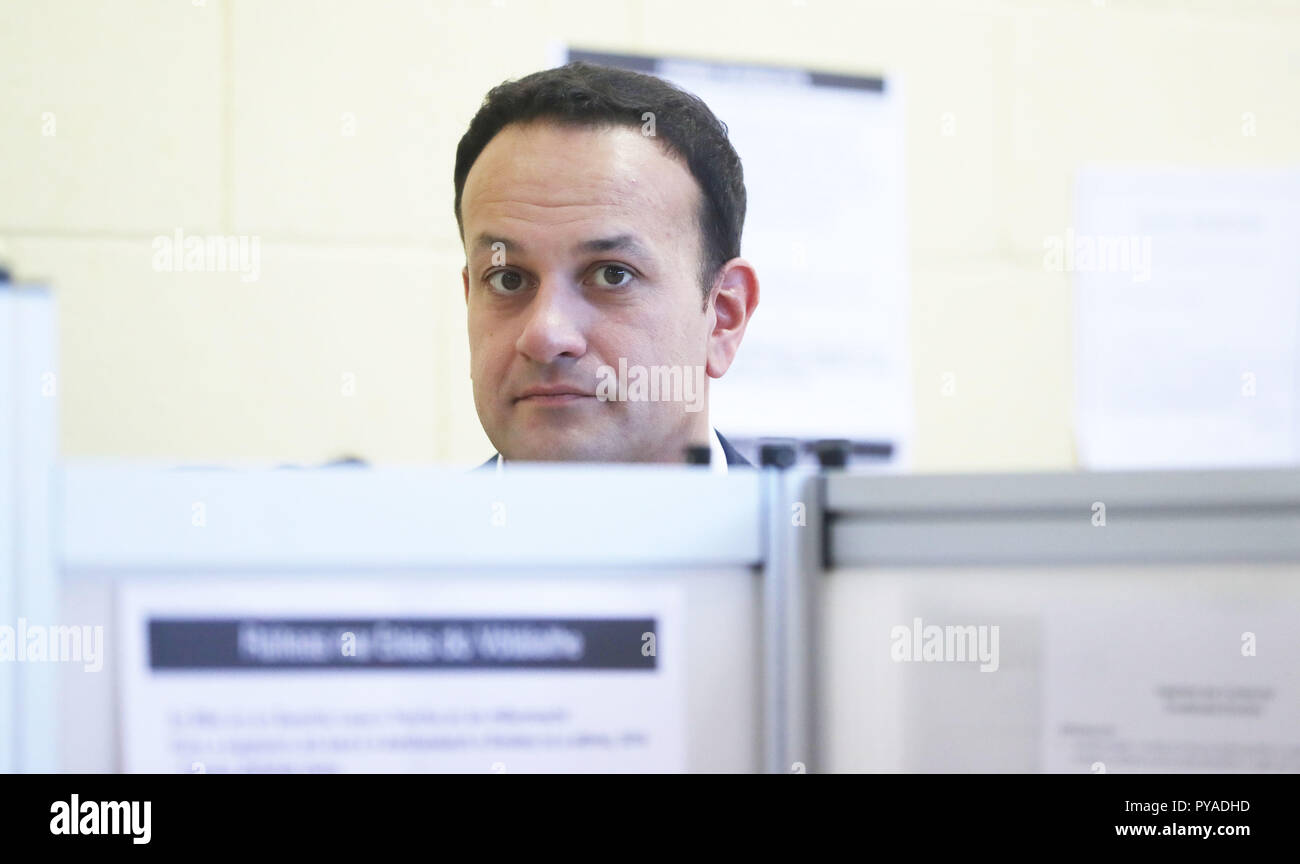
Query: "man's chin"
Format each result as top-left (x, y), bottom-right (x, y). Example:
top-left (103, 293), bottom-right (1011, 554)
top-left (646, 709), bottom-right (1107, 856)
top-left (500, 443), bottom-right (622, 463)
top-left (496, 430), bottom-right (643, 464)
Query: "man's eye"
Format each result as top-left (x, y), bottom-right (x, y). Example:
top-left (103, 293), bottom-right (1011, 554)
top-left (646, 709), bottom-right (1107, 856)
top-left (592, 264), bottom-right (633, 288)
top-left (487, 270), bottom-right (525, 293)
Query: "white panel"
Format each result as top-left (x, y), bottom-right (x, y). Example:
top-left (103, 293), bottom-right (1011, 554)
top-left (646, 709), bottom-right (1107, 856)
top-left (14, 288), bottom-right (59, 772)
top-left (0, 288), bottom-right (16, 772)
top-left (62, 464), bottom-right (763, 569)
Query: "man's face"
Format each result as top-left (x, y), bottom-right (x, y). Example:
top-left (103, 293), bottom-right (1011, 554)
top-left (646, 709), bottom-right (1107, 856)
top-left (461, 121), bottom-right (716, 463)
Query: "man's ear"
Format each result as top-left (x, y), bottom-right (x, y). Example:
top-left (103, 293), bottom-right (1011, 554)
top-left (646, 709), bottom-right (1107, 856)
top-left (705, 257), bottom-right (759, 379)
top-left (462, 265), bottom-right (470, 305)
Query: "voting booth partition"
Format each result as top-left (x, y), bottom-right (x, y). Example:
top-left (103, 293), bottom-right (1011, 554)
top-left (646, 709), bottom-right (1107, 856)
top-left (0, 283), bottom-right (58, 774)
top-left (55, 466), bottom-right (773, 773)
top-left (42, 463), bottom-right (1300, 774)
top-left (815, 469), bottom-right (1300, 773)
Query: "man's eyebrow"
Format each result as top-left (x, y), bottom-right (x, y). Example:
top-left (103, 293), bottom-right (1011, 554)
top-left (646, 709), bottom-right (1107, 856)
top-left (471, 233), bottom-right (652, 259)
top-left (471, 234), bottom-right (522, 255)
top-left (574, 234), bottom-right (653, 258)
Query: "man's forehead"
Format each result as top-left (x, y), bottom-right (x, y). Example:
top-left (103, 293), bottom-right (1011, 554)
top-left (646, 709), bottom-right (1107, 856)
top-left (461, 121), bottom-right (701, 233)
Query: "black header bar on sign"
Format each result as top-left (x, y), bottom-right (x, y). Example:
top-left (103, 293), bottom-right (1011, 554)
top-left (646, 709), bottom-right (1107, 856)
top-left (148, 618), bottom-right (658, 671)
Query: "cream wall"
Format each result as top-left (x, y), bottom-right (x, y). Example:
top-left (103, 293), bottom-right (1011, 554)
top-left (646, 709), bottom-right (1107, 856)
top-left (3, 0), bottom-right (1298, 469)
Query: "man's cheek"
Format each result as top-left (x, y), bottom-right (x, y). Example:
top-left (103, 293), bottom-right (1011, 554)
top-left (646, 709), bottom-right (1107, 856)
top-left (467, 341), bottom-right (495, 384)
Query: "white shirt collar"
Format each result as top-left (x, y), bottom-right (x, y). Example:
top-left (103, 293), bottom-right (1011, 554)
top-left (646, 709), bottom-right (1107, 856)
top-left (496, 426), bottom-right (729, 473)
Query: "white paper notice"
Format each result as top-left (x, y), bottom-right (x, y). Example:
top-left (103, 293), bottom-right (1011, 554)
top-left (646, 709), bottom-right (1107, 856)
top-left (1073, 167), bottom-right (1300, 469)
top-left (118, 577), bottom-right (686, 773)
top-left (1044, 598), bottom-right (1300, 773)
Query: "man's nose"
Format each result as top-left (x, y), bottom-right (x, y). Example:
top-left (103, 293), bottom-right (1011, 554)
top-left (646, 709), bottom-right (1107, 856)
top-left (515, 276), bottom-right (587, 365)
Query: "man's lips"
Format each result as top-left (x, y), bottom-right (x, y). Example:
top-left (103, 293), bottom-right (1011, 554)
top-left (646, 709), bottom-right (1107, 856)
top-left (513, 387), bottom-right (595, 405)
top-left (517, 393), bottom-right (591, 405)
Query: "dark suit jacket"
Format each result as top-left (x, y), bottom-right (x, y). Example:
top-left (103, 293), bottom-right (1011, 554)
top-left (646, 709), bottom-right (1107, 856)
top-left (478, 429), bottom-right (752, 469)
